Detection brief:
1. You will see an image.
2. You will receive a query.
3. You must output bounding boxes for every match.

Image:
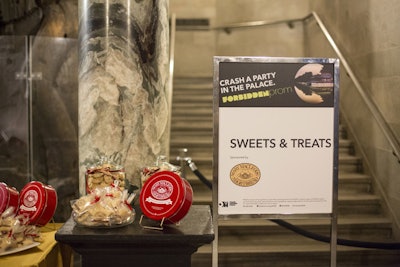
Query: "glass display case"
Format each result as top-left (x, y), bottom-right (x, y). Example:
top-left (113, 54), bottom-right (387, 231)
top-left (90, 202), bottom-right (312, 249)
top-left (0, 36), bottom-right (79, 221)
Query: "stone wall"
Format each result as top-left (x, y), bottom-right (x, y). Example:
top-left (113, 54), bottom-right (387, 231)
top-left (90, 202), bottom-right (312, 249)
top-left (170, 0), bottom-right (311, 77)
top-left (169, 0), bottom-right (217, 77)
top-left (309, 0), bottom-right (400, 237)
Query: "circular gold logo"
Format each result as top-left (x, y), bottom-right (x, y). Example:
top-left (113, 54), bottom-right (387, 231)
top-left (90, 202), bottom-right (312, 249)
top-left (230, 163), bottom-right (261, 187)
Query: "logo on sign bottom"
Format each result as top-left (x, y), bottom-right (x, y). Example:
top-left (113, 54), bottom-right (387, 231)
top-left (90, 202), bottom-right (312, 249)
top-left (230, 163), bottom-right (261, 187)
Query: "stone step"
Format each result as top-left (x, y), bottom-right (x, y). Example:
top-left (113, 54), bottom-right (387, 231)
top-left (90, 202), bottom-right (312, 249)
top-left (192, 245), bottom-right (400, 267)
top-left (170, 145), bottom-right (354, 160)
top-left (171, 108), bottom-right (214, 117)
top-left (183, 172), bottom-right (372, 195)
top-left (191, 191), bottom-right (383, 214)
top-left (171, 126), bottom-right (350, 151)
top-left (217, 220), bottom-right (394, 242)
top-left (170, 119), bottom-right (212, 130)
top-left (173, 94), bottom-right (213, 102)
top-left (170, 160), bottom-right (369, 183)
top-left (178, 160), bottom-right (363, 175)
top-left (192, 215), bottom-right (399, 266)
top-left (170, 151), bottom-right (361, 167)
top-left (171, 104), bottom-right (213, 112)
top-left (192, 214), bottom-right (400, 266)
top-left (218, 215), bottom-right (392, 229)
top-left (169, 123), bottom-right (349, 137)
top-left (170, 77), bottom-right (397, 267)
top-left (187, 178), bottom-right (383, 215)
top-left (170, 134), bottom-right (352, 148)
top-left (173, 79), bottom-right (213, 88)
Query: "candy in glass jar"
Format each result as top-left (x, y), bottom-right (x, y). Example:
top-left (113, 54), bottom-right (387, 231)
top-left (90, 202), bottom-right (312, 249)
top-left (85, 157), bottom-right (126, 194)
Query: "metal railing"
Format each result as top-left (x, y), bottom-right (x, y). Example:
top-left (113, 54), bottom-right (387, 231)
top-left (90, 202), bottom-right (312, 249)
top-left (213, 14), bottom-right (311, 33)
top-left (308, 12), bottom-right (400, 163)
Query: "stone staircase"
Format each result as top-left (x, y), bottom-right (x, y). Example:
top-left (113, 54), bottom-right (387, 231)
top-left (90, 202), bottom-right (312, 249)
top-left (169, 77), bottom-right (400, 267)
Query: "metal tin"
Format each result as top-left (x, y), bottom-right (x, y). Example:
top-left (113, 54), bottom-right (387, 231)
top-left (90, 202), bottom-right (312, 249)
top-left (0, 182), bottom-right (19, 214)
top-left (140, 170), bottom-right (193, 224)
top-left (18, 181), bottom-right (58, 226)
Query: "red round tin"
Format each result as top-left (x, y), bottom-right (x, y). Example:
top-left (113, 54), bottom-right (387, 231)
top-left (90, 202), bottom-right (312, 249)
top-left (18, 181), bottom-right (58, 226)
top-left (0, 182), bottom-right (19, 214)
top-left (140, 170), bottom-right (193, 224)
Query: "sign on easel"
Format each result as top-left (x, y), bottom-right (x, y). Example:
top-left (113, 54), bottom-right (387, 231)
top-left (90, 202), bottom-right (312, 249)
top-left (213, 56), bottom-right (339, 216)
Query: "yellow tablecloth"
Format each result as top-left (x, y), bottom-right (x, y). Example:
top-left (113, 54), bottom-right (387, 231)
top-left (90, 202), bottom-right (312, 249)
top-left (0, 223), bottom-right (67, 267)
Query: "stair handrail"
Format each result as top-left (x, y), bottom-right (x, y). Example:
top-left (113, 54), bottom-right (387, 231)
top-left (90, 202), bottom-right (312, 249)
top-left (211, 12), bottom-right (400, 162)
top-left (212, 14), bottom-right (312, 33)
top-left (309, 12), bottom-right (400, 162)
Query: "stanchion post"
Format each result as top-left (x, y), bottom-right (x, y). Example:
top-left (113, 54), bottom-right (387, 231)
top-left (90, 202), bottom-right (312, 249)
top-left (177, 148), bottom-right (188, 178)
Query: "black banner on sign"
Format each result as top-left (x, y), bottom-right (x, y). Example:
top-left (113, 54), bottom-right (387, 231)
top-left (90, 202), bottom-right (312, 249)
top-left (218, 61), bottom-right (335, 107)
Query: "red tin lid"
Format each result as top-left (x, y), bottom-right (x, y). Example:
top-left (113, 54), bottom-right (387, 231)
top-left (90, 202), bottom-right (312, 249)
top-left (18, 181), bottom-right (58, 226)
top-left (140, 171), bottom-right (193, 223)
top-left (0, 182), bottom-right (19, 214)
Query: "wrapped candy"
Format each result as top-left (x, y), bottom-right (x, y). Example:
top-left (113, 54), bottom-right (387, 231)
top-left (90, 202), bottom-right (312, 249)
top-left (140, 155), bottom-right (181, 186)
top-left (86, 157), bottom-right (126, 193)
top-left (0, 207), bottom-right (41, 253)
top-left (72, 181), bottom-right (135, 228)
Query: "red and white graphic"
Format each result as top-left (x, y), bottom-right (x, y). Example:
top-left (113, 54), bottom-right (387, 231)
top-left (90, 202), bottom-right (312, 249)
top-left (18, 181), bottom-right (57, 226)
top-left (140, 171), bottom-right (193, 224)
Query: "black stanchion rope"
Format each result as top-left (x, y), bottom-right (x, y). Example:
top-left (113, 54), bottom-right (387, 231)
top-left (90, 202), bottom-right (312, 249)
top-left (190, 166), bottom-right (400, 250)
top-left (192, 169), bottom-right (212, 190)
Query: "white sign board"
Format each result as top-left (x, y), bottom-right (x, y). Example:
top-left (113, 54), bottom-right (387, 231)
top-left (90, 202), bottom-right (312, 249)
top-left (214, 57), bottom-right (339, 215)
